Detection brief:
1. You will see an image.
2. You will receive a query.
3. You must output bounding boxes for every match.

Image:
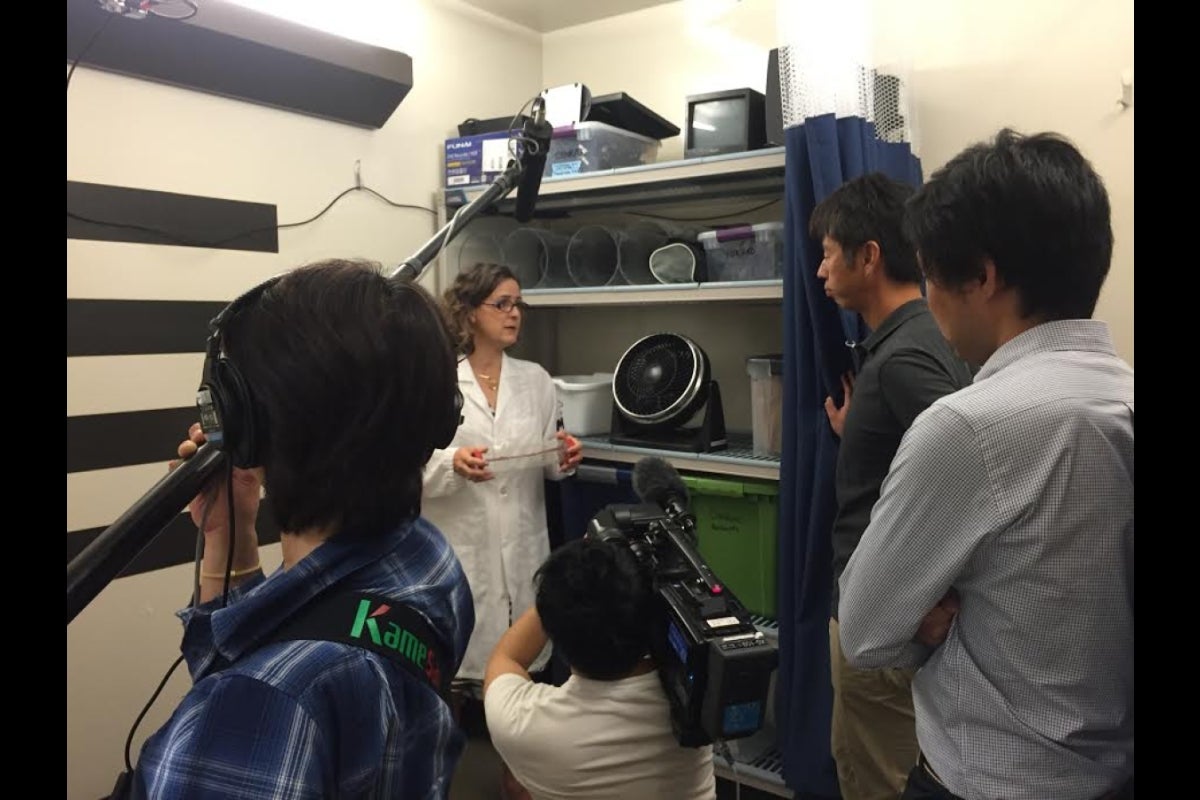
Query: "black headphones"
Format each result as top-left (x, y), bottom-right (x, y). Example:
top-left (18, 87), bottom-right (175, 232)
top-left (197, 275), bottom-right (464, 469)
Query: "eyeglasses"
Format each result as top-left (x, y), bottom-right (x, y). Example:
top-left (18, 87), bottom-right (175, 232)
top-left (480, 297), bottom-right (529, 314)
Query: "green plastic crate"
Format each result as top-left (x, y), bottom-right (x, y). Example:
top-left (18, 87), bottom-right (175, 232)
top-left (681, 475), bottom-right (779, 618)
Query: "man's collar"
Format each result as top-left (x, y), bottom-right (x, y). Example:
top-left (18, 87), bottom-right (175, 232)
top-left (860, 298), bottom-right (929, 352)
top-left (976, 319), bottom-right (1118, 381)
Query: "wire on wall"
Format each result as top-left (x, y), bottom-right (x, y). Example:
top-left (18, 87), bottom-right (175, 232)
top-left (68, 1), bottom-right (199, 92)
top-left (66, 13), bottom-right (115, 90)
top-left (625, 198), bottom-right (782, 223)
top-left (67, 185), bottom-right (437, 250)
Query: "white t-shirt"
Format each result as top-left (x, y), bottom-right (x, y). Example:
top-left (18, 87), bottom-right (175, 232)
top-left (484, 671), bottom-right (716, 800)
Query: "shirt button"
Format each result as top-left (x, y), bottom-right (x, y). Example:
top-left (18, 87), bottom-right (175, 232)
top-left (499, 487), bottom-right (508, 497)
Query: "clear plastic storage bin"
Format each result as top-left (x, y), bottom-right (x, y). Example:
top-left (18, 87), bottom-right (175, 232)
top-left (747, 355), bottom-right (784, 458)
top-left (697, 222), bottom-right (785, 282)
top-left (546, 121), bottom-right (661, 178)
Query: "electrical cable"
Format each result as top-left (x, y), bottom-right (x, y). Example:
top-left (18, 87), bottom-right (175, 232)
top-left (505, 94), bottom-right (542, 164)
top-left (122, 654), bottom-right (185, 772)
top-left (67, 185), bottom-right (435, 250)
top-left (625, 198), bottom-right (781, 223)
top-left (121, 460), bottom-right (238, 775)
top-left (66, 13), bottom-right (114, 91)
top-left (68, 1), bottom-right (197, 92)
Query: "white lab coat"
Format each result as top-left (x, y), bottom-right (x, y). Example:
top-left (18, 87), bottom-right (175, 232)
top-left (423, 353), bottom-right (566, 681)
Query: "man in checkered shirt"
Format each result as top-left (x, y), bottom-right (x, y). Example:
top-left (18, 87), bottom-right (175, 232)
top-left (838, 129), bottom-right (1133, 800)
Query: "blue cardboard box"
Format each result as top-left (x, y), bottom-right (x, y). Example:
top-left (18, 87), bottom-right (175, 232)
top-left (443, 130), bottom-right (520, 188)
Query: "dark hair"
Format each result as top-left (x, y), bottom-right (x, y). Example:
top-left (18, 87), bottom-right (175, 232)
top-left (535, 539), bottom-right (654, 680)
top-left (222, 259), bottom-right (458, 537)
top-left (808, 172), bottom-right (920, 283)
top-left (904, 128), bottom-right (1113, 320)
top-left (441, 262), bottom-right (520, 355)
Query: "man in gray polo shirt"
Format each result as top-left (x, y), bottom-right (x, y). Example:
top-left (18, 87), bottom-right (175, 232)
top-left (839, 130), bottom-right (1134, 800)
top-left (812, 172), bottom-right (973, 800)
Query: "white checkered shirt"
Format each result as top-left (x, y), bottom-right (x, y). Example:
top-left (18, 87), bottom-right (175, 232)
top-left (839, 320), bottom-right (1134, 800)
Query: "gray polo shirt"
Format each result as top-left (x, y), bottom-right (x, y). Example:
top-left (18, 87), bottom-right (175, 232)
top-left (830, 298), bottom-right (973, 618)
top-left (839, 320), bottom-right (1134, 800)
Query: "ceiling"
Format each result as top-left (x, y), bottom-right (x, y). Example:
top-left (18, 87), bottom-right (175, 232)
top-left (459, 0), bottom-right (678, 33)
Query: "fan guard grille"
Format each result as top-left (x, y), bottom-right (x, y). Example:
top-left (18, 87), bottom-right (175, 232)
top-left (613, 333), bottom-right (705, 424)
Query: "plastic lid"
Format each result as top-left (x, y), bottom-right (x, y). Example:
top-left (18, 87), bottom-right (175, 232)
top-left (697, 221), bottom-right (785, 242)
top-left (746, 354), bottom-right (784, 376)
top-left (553, 373), bottom-right (614, 390)
top-left (550, 120), bottom-right (658, 145)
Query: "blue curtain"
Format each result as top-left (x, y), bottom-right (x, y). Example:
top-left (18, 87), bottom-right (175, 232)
top-left (776, 114), bottom-right (921, 797)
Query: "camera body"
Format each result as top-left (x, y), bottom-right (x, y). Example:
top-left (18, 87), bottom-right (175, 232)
top-left (586, 502), bottom-right (778, 748)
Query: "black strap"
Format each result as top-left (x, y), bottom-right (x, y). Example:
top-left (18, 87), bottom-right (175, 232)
top-left (260, 590), bottom-right (452, 700)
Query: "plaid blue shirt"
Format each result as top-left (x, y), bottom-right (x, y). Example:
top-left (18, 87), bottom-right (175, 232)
top-left (131, 517), bottom-right (474, 800)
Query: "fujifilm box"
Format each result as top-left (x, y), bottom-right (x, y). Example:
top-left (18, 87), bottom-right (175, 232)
top-left (443, 130), bottom-right (520, 188)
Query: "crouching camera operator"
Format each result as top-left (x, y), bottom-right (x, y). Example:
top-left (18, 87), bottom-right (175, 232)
top-left (483, 457), bottom-right (778, 800)
top-left (482, 535), bottom-right (717, 800)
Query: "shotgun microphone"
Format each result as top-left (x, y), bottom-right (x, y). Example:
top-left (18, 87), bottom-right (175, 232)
top-left (514, 97), bottom-right (553, 223)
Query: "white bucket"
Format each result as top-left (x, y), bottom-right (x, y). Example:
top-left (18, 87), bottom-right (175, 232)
top-left (552, 372), bottom-right (615, 436)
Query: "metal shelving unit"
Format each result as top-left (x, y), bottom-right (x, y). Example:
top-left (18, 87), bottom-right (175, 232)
top-left (714, 749), bottom-right (794, 798)
top-left (578, 432), bottom-right (780, 481)
top-left (433, 148), bottom-right (788, 299)
top-left (436, 149), bottom-right (789, 486)
top-left (442, 145), bottom-right (793, 799)
top-left (524, 279), bottom-right (783, 307)
top-left (443, 147), bottom-right (786, 216)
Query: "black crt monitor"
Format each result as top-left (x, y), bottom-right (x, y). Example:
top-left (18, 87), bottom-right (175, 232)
top-left (684, 88), bottom-right (767, 159)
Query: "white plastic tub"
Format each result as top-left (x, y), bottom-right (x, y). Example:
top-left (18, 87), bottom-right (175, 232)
top-left (552, 372), bottom-right (615, 436)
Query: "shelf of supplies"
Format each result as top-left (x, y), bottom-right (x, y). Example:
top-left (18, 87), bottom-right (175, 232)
top-left (443, 147), bottom-right (786, 215)
top-left (524, 280), bottom-right (782, 307)
top-left (578, 432), bottom-right (780, 482)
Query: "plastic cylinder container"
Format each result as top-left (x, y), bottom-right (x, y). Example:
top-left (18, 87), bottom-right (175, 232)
top-left (456, 231), bottom-right (505, 275)
top-left (502, 227), bottom-right (570, 289)
top-left (617, 222), bottom-right (670, 285)
top-left (566, 225), bottom-right (621, 287)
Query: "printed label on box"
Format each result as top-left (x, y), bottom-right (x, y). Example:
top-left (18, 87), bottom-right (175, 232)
top-left (551, 160), bottom-right (583, 177)
top-left (481, 138), bottom-right (512, 174)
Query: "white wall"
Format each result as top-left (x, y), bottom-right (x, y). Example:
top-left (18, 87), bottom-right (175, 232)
top-left (65, 4), bottom-right (541, 798)
top-left (874, 0), bottom-right (1135, 364)
top-left (542, 0), bottom-right (1134, 365)
top-left (544, 0), bottom-right (781, 163)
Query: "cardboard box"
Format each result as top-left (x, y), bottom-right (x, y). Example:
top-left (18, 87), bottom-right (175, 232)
top-left (443, 130), bottom-right (519, 188)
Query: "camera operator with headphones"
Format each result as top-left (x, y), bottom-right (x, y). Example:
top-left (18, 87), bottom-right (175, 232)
top-left (483, 537), bottom-right (717, 800)
top-left (124, 259), bottom-right (476, 799)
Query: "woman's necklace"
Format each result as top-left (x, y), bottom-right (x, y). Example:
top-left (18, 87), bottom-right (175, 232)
top-left (475, 372), bottom-right (498, 393)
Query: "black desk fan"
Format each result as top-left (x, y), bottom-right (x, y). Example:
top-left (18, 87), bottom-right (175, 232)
top-left (610, 333), bottom-right (727, 453)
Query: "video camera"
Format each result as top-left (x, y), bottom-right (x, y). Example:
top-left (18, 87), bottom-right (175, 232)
top-left (586, 457), bottom-right (778, 748)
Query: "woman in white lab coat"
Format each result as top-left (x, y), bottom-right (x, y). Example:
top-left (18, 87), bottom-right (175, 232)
top-left (424, 262), bottom-right (583, 688)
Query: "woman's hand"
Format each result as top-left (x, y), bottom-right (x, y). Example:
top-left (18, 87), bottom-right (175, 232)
top-left (556, 431), bottom-right (583, 472)
top-left (453, 446), bottom-right (494, 482)
top-left (170, 423), bottom-right (263, 539)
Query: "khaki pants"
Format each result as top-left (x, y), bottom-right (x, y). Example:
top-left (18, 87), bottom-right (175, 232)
top-left (829, 617), bottom-right (920, 800)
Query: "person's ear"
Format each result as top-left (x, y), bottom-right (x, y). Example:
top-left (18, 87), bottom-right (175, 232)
top-left (859, 240), bottom-right (882, 277)
top-left (978, 259), bottom-right (1000, 300)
